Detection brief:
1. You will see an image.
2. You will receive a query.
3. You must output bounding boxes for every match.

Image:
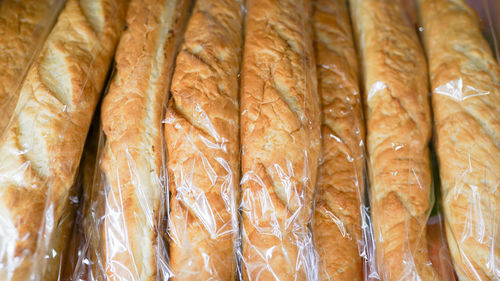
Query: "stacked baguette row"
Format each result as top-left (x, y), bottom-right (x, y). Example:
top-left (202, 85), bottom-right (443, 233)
top-left (0, 0), bottom-right (499, 280)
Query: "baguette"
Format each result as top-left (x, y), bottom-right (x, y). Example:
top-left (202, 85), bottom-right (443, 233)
top-left (417, 0), bottom-right (500, 280)
top-left (349, 0), bottom-right (441, 280)
top-left (0, 0), bottom-right (127, 280)
top-left (100, 0), bottom-right (190, 280)
top-left (0, 0), bottom-right (63, 133)
top-left (164, 0), bottom-right (243, 279)
top-left (240, 0), bottom-right (320, 280)
top-left (312, 0), bottom-right (365, 280)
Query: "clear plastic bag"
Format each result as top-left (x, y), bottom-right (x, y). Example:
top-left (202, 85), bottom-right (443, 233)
top-left (427, 214), bottom-right (458, 281)
top-left (0, 0), bottom-right (128, 280)
top-left (417, 0), bottom-right (500, 280)
top-left (238, 0), bottom-right (321, 280)
top-left (164, 0), bottom-right (243, 280)
top-left (62, 114), bottom-right (102, 281)
top-left (74, 0), bottom-right (192, 280)
top-left (64, 0), bottom-right (498, 280)
top-left (311, 0), bottom-right (369, 280)
top-left (350, 0), bottom-right (441, 280)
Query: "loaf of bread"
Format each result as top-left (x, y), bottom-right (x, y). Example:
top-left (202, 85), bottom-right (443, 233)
top-left (100, 0), bottom-right (190, 280)
top-left (349, 0), bottom-right (441, 280)
top-left (164, 0), bottom-right (243, 279)
top-left (240, 0), bottom-right (320, 280)
top-left (417, 0), bottom-right (500, 280)
top-left (0, 0), bottom-right (127, 280)
top-left (312, 0), bottom-right (365, 280)
top-left (0, 0), bottom-right (64, 134)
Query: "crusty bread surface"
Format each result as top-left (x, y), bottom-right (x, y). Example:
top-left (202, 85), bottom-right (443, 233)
top-left (0, 0), bottom-right (127, 280)
top-left (240, 0), bottom-right (321, 280)
top-left (418, 0), bottom-right (500, 280)
top-left (99, 0), bottom-right (190, 280)
top-left (350, 0), bottom-right (441, 280)
top-left (312, 0), bottom-right (365, 280)
top-left (164, 0), bottom-right (243, 280)
top-left (0, 0), bottom-right (62, 133)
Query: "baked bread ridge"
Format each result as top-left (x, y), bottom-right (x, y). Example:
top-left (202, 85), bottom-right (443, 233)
top-left (349, 0), bottom-right (441, 280)
top-left (312, 0), bottom-right (365, 280)
top-left (0, 0), bottom-right (63, 134)
top-left (417, 0), bottom-right (500, 280)
top-left (164, 0), bottom-right (243, 279)
top-left (0, 0), bottom-right (128, 280)
top-left (240, 0), bottom-right (320, 280)
top-left (99, 0), bottom-right (190, 280)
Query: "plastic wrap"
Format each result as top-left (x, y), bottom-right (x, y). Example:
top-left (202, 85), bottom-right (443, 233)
top-left (350, 0), bottom-right (441, 280)
top-left (239, 0), bottom-right (320, 280)
top-left (74, 0), bottom-right (192, 280)
top-left (41, 183), bottom-right (80, 281)
top-left (164, 0), bottom-right (242, 280)
top-left (427, 214), bottom-right (458, 281)
top-left (0, 0), bottom-right (65, 135)
top-left (311, 0), bottom-right (368, 280)
top-left (42, 112), bottom-right (105, 281)
top-left (62, 112), bottom-right (102, 281)
top-left (58, 0), bottom-right (498, 280)
top-left (417, 0), bottom-right (500, 280)
top-left (0, 0), bottom-right (128, 280)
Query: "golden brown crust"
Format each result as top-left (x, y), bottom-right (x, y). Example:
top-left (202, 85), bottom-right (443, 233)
top-left (350, 0), bottom-right (440, 280)
top-left (0, 0), bottom-right (127, 280)
top-left (0, 0), bottom-right (63, 134)
top-left (164, 0), bottom-right (243, 279)
top-left (99, 0), bottom-right (189, 280)
top-left (418, 0), bottom-right (500, 280)
top-left (312, 0), bottom-right (365, 280)
top-left (240, 0), bottom-right (320, 280)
